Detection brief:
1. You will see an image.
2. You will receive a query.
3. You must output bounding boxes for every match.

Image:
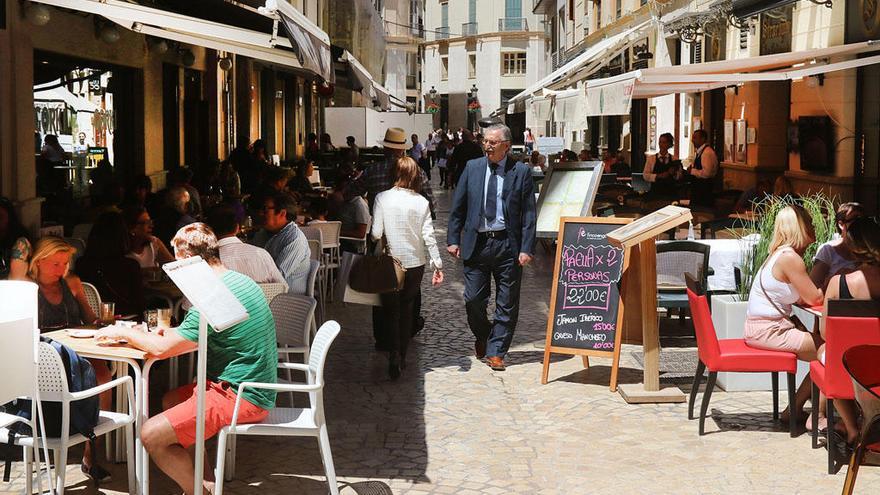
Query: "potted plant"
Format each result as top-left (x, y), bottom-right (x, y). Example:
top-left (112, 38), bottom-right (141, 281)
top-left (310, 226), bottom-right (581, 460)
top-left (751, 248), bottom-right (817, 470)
top-left (712, 193), bottom-right (836, 391)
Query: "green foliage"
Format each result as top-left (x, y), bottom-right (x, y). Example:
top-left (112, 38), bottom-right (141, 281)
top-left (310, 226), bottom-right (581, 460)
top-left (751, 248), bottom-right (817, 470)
top-left (730, 193), bottom-right (837, 301)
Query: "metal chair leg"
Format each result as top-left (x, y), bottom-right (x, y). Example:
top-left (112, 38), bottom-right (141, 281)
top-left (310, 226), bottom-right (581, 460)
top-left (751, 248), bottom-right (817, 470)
top-left (842, 445), bottom-right (863, 495)
top-left (828, 398), bottom-right (838, 474)
top-left (688, 360), bottom-right (706, 420)
top-left (699, 371), bottom-right (717, 435)
top-left (771, 372), bottom-right (779, 421)
top-left (787, 373), bottom-right (797, 437)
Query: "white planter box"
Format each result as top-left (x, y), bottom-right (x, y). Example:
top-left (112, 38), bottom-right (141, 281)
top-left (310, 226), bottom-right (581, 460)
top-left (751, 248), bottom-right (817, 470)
top-left (710, 295), bottom-right (809, 391)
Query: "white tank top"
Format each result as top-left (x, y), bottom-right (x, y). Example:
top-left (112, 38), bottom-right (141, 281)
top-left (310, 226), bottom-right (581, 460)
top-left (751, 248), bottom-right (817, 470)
top-left (127, 237), bottom-right (158, 268)
top-left (747, 248), bottom-right (800, 319)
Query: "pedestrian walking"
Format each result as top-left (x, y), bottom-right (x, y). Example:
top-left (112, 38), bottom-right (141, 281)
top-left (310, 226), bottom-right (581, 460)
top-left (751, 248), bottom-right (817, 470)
top-left (350, 127), bottom-right (435, 351)
top-left (410, 133), bottom-right (430, 181)
top-left (372, 156), bottom-right (444, 379)
top-left (446, 123), bottom-right (537, 371)
top-left (449, 130), bottom-right (483, 188)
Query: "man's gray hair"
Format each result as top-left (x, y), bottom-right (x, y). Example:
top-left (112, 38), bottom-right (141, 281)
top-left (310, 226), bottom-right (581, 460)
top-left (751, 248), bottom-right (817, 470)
top-left (485, 124), bottom-right (512, 142)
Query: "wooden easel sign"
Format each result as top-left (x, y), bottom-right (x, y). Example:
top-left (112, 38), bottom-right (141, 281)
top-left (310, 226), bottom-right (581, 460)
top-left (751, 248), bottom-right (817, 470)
top-left (541, 217), bottom-right (630, 391)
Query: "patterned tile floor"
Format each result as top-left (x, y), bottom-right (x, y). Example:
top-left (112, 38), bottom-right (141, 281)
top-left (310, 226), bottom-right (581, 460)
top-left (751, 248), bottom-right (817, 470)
top-left (6, 177), bottom-right (880, 494)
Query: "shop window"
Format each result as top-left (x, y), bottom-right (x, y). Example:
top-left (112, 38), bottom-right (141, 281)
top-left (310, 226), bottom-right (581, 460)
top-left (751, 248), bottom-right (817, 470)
top-left (502, 52), bottom-right (527, 76)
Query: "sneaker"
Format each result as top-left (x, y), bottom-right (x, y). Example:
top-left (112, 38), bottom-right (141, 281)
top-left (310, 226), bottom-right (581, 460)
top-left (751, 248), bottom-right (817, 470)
top-left (81, 463), bottom-right (112, 484)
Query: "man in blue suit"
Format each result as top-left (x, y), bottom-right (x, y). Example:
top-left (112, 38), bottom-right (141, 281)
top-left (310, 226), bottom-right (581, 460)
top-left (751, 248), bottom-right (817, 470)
top-left (447, 124), bottom-right (537, 371)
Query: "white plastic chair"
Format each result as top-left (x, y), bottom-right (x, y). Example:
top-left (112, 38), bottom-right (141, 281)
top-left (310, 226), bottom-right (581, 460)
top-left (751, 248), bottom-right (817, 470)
top-left (81, 282), bottom-right (102, 317)
top-left (271, 293), bottom-right (317, 366)
top-left (306, 259), bottom-right (324, 325)
top-left (339, 216), bottom-right (372, 255)
top-left (215, 321), bottom-right (342, 495)
top-left (310, 222), bottom-right (341, 301)
top-left (258, 282), bottom-right (288, 305)
top-left (0, 343), bottom-right (137, 495)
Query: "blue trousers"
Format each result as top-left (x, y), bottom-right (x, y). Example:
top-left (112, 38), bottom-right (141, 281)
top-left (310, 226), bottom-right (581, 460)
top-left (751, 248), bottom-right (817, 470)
top-left (463, 235), bottom-right (523, 358)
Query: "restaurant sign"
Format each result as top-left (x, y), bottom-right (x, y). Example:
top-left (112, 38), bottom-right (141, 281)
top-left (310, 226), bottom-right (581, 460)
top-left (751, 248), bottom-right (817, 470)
top-left (760, 5), bottom-right (793, 56)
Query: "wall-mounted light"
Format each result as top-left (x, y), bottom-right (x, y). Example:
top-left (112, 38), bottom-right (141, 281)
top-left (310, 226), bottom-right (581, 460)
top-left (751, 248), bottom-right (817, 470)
top-left (218, 57), bottom-right (233, 71)
top-left (98, 23), bottom-right (121, 44)
top-left (180, 49), bottom-right (195, 67)
top-left (24, 2), bottom-right (51, 26)
top-left (149, 37), bottom-right (169, 55)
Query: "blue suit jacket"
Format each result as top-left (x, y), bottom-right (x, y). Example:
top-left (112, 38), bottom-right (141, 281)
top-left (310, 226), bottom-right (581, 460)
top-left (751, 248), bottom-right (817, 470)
top-left (447, 155), bottom-right (537, 262)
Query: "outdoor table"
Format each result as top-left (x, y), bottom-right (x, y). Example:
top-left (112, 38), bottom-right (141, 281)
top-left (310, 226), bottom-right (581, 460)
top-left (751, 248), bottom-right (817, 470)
top-left (656, 238), bottom-right (749, 292)
top-left (43, 329), bottom-right (194, 495)
top-left (793, 303), bottom-right (824, 333)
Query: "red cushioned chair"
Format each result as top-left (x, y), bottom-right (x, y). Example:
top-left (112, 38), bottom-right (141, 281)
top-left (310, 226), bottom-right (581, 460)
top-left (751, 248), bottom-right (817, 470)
top-left (841, 345), bottom-right (880, 495)
top-left (810, 300), bottom-right (880, 474)
top-left (685, 273), bottom-right (799, 436)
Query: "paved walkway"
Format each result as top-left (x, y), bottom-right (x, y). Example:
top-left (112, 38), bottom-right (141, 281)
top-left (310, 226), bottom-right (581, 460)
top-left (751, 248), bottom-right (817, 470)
top-left (7, 176), bottom-right (880, 494)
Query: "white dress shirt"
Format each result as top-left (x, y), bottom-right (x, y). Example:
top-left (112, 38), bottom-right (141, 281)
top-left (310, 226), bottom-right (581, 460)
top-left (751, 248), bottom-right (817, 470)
top-left (371, 187), bottom-right (442, 270)
top-left (218, 236), bottom-right (288, 290)
top-left (690, 144), bottom-right (719, 179)
top-left (643, 152), bottom-right (677, 182)
top-left (480, 156), bottom-right (506, 232)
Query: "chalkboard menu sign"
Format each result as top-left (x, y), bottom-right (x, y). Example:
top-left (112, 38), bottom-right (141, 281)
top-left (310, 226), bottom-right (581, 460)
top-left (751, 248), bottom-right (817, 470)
top-left (541, 217), bottom-right (630, 390)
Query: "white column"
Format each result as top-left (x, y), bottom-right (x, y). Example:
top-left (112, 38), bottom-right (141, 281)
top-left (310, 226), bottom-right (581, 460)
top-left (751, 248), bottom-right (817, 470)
top-left (476, 37), bottom-right (502, 118)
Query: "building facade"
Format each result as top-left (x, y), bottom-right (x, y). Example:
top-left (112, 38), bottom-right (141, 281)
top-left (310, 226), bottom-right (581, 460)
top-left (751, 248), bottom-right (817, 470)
top-left (382, 0), bottom-right (425, 110)
top-left (421, 0), bottom-right (548, 138)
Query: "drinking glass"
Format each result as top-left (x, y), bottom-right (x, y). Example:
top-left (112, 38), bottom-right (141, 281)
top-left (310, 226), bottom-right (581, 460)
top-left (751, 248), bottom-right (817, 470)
top-left (100, 302), bottom-right (116, 326)
top-left (157, 308), bottom-right (172, 329)
top-left (143, 309), bottom-right (158, 332)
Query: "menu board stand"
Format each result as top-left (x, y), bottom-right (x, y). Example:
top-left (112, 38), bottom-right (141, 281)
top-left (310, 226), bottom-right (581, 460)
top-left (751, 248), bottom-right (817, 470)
top-left (541, 217), bottom-right (630, 391)
top-left (606, 205), bottom-right (692, 404)
top-left (164, 257), bottom-right (249, 495)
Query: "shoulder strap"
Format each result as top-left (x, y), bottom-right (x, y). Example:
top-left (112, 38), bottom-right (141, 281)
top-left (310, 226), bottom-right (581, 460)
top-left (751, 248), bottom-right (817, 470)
top-left (758, 249), bottom-right (793, 319)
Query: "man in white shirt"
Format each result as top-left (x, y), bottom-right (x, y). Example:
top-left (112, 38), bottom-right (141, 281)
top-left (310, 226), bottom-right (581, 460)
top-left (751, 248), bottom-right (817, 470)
top-left (410, 133), bottom-right (429, 180)
top-left (686, 129), bottom-right (719, 207)
top-left (206, 204), bottom-right (288, 290)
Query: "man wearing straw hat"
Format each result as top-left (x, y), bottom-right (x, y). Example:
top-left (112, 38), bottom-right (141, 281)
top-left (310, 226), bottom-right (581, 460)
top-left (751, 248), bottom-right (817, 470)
top-left (350, 127), bottom-right (436, 350)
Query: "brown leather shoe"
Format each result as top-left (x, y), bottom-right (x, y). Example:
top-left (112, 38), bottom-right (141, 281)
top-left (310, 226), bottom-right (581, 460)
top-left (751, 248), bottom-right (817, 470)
top-left (474, 339), bottom-right (487, 359)
top-left (486, 356), bottom-right (505, 371)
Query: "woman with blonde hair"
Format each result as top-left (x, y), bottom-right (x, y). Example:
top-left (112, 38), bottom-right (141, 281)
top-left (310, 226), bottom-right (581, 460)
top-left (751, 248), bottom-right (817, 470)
top-left (371, 156), bottom-right (444, 379)
top-left (29, 236), bottom-right (114, 482)
top-left (744, 204), bottom-right (824, 426)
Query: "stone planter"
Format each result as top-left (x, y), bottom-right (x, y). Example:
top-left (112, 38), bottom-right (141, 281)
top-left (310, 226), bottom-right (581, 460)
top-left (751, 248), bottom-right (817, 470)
top-left (709, 294), bottom-right (808, 391)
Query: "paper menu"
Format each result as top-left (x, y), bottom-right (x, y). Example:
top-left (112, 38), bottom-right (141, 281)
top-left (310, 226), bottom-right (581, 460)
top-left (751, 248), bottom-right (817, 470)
top-left (162, 257), bottom-right (248, 332)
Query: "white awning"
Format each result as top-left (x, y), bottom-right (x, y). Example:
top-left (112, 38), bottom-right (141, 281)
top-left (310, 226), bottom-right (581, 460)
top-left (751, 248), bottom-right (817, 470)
top-left (31, 0), bottom-right (329, 76)
top-left (34, 84), bottom-right (99, 113)
top-left (509, 20), bottom-right (653, 104)
top-left (342, 51), bottom-right (392, 110)
top-left (263, 0), bottom-right (332, 81)
top-left (582, 40), bottom-right (880, 115)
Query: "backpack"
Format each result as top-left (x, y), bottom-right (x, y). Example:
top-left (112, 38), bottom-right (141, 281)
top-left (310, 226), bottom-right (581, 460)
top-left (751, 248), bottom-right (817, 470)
top-left (2, 336), bottom-right (100, 481)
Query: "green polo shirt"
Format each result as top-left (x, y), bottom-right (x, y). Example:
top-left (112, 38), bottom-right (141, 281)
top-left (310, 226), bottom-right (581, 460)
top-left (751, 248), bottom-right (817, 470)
top-left (176, 270), bottom-right (276, 409)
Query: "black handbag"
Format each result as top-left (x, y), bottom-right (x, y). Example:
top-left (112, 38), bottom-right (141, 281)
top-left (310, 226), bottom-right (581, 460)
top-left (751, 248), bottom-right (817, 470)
top-left (349, 237), bottom-right (406, 294)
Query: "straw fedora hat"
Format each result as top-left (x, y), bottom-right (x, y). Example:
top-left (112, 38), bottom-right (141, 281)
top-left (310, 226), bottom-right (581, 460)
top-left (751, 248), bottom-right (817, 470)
top-left (379, 127), bottom-right (408, 150)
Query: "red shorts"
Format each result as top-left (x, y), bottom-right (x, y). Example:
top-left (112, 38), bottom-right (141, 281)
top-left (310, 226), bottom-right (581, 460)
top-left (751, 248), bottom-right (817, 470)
top-left (161, 381), bottom-right (269, 449)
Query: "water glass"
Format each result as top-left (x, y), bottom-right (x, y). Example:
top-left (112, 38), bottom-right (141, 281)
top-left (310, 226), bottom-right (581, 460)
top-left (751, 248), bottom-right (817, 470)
top-left (100, 302), bottom-right (116, 326)
top-left (157, 308), bottom-right (172, 329)
top-left (143, 309), bottom-right (158, 332)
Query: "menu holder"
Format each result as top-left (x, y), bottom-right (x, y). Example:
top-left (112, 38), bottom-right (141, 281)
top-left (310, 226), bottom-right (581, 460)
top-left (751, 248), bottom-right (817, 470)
top-left (535, 161), bottom-right (604, 238)
top-left (541, 217), bottom-right (630, 391)
top-left (606, 205), bottom-right (692, 404)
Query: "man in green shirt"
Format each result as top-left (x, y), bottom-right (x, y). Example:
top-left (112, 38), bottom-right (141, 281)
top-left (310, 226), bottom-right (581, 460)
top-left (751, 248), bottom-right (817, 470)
top-left (97, 222), bottom-right (276, 495)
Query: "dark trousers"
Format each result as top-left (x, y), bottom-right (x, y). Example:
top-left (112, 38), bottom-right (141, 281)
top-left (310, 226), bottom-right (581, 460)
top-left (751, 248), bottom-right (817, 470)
top-left (419, 158), bottom-right (431, 180)
top-left (379, 265), bottom-right (425, 357)
top-left (463, 235), bottom-right (522, 358)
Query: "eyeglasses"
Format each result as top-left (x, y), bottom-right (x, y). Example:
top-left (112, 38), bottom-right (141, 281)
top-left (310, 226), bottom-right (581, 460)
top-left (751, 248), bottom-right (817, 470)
top-left (482, 139), bottom-right (509, 147)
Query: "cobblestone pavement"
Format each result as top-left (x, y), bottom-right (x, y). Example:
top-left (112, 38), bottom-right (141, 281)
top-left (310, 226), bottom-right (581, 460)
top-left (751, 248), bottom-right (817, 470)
top-left (6, 177), bottom-right (880, 494)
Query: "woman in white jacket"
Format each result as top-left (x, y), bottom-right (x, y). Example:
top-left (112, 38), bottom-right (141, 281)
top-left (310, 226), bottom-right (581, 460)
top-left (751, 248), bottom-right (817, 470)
top-left (372, 156), bottom-right (444, 379)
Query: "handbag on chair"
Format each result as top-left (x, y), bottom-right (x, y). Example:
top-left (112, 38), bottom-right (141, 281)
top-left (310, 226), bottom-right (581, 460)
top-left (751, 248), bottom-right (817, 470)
top-left (349, 236), bottom-right (406, 294)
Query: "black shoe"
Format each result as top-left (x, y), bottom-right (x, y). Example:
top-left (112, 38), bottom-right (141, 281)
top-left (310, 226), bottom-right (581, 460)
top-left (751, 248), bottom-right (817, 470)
top-left (388, 353), bottom-right (402, 380)
top-left (82, 463), bottom-right (112, 484)
top-left (412, 316), bottom-right (425, 337)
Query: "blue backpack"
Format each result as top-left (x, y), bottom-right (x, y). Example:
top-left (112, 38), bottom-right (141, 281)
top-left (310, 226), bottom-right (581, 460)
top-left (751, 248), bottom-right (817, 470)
top-left (2, 336), bottom-right (99, 481)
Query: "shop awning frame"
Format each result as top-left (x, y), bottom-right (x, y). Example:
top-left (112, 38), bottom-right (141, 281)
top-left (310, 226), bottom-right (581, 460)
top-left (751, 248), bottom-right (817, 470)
top-left (509, 20), bottom-right (653, 104)
top-left (30, 0), bottom-right (330, 75)
top-left (342, 51), bottom-right (392, 110)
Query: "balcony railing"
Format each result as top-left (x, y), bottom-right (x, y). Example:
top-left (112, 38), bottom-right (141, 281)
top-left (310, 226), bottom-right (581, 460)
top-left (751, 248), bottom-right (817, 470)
top-left (551, 50), bottom-right (564, 70)
top-left (498, 17), bottom-right (528, 32)
top-left (436, 26), bottom-right (450, 40)
top-left (461, 22), bottom-right (478, 37)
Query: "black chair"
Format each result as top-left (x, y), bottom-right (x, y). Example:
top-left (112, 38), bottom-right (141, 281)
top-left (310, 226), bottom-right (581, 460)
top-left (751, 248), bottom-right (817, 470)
top-left (657, 241), bottom-right (711, 322)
